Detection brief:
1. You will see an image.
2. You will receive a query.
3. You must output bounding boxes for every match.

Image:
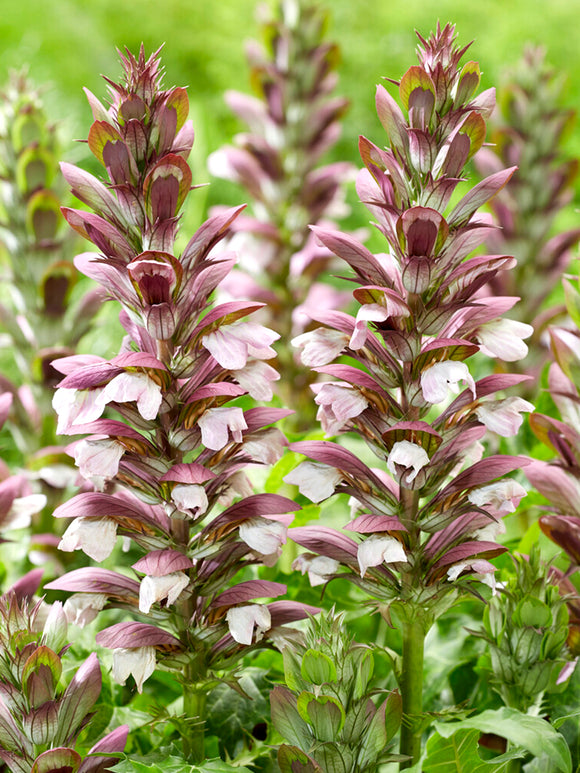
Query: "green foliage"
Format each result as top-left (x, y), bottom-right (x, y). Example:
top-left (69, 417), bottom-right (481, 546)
top-left (113, 752), bottom-right (252, 773)
top-left (423, 728), bottom-right (523, 772)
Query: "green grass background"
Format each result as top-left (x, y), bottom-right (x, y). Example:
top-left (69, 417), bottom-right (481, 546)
top-left (3, 0), bottom-right (580, 179)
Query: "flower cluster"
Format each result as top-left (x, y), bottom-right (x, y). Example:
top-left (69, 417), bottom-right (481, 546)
top-left (282, 24), bottom-right (534, 764)
top-left (45, 47), bottom-right (316, 761)
top-left (474, 46), bottom-right (580, 385)
top-left (0, 592), bottom-right (127, 773)
top-left (209, 0), bottom-right (354, 423)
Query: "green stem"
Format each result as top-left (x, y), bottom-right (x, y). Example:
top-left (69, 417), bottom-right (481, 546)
top-left (399, 615), bottom-right (426, 769)
top-left (182, 684), bottom-right (208, 764)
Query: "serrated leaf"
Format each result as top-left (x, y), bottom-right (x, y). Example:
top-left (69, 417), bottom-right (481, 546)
top-left (434, 708), bottom-right (572, 773)
top-left (423, 727), bottom-right (523, 772)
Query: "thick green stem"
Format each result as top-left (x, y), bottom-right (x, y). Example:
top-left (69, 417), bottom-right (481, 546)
top-left (399, 616), bottom-right (426, 769)
top-left (182, 685), bottom-right (208, 764)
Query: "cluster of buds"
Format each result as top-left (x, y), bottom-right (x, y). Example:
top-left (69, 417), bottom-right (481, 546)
top-left (270, 610), bottom-right (402, 771)
top-left (474, 46), bottom-right (580, 383)
top-left (0, 592), bottom-right (127, 773)
top-left (474, 547), bottom-right (572, 713)
top-left (208, 0), bottom-right (354, 423)
top-left (45, 47), bottom-right (315, 760)
top-left (281, 24), bottom-right (534, 763)
top-left (0, 71), bottom-right (102, 453)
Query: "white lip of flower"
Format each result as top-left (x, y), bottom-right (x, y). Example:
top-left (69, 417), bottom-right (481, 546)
top-left (3, 494), bottom-right (47, 530)
top-left (421, 360), bottom-right (476, 404)
top-left (468, 479), bottom-right (527, 513)
top-left (63, 593), bottom-right (108, 627)
top-left (58, 517), bottom-right (118, 562)
top-left (357, 534), bottom-right (408, 577)
top-left (291, 328), bottom-right (346, 367)
top-left (73, 438), bottom-right (125, 487)
top-left (469, 519), bottom-right (506, 543)
top-left (52, 387), bottom-right (105, 434)
top-left (477, 318), bottom-right (534, 361)
top-left (283, 461), bottom-right (342, 503)
top-left (226, 604), bottom-right (272, 645)
top-left (139, 572), bottom-right (190, 614)
top-left (447, 559), bottom-right (498, 594)
top-left (314, 382), bottom-right (368, 435)
top-left (112, 646), bottom-right (156, 693)
top-left (242, 428), bottom-right (287, 465)
top-left (233, 360), bottom-right (279, 401)
top-left (170, 484), bottom-right (208, 516)
top-left (387, 441), bottom-right (430, 484)
top-left (350, 304), bottom-right (390, 349)
top-left (238, 517), bottom-right (287, 556)
top-left (475, 397), bottom-right (535, 437)
top-left (96, 372), bottom-right (163, 421)
top-left (217, 471), bottom-right (254, 507)
top-left (198, 406), bottom-right (248, 450)
top-left (292, 554), bottom-right (340, 586)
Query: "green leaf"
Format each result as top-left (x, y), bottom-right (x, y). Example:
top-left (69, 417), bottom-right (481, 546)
top-left (270, 685), bottom-right (312, 749)
top-left (112, 753), bottom-right (251, 773)
top-left (301, 650), bottom-right (337, 685)
top-left (278, 745), bottom-right (322, 773)
top-left (434, 708), bottom-right (572, 773)
top-left (205, 669), bottom-right (270, 757)
top-left (423, 728), bottom-right (523, 772)
top-left (297, 692), bottom-right (346, 742)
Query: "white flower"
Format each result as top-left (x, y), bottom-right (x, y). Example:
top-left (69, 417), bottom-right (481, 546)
top-left (387, 441), bottom-right (429, 484)
top-left (226, 604), bottom-right (272, 645)
top-left (234, 360), bottom-right (279, 401)
top-left (477, 318), bottom-right (534, 361)
top-left (112, 646), bottom-right (156, 692)
top-left (217, 471), bottom-right (254, 507)
top-left (291, 328), bottom-right (346, 367)
top-left (292, 554), bottom-right (340, 587)
top-left (139, 572), bottom-right (190, 614)
top-left (202, 322), bottom-right (278, 369)
top-left (73, 438), bottom-right (125, 489)
top-left (469, 518), bottom-right (506, 543)
top-left (52, 387), bottom-right (105, 433)
top-left (64, 593), bottom-right (108, 627)
top-left (350, 304), bottom-right (389, 349)
top-left (447, 559), bottom-right (498, 593)
top-left (96, 372), bottom-right (163, 420)
top-left (243, 428), bottom-right (287, 464)
top-left (421, 360), bottom-right (476, 404)
top-left (58, 517), bottom-right (118, 562)
top-left (239, 517), bottom-right (287, 556)
top-left (283, 461), bottom-right (342, 502)
top-left (198, 406), bottom-right (247, 450)
top-left (357, 534), bottom-right (408, 577)
top-left (468, 479), bottom-right (527, 513)
top-left (3, 494), bottom-right (47, 530)
top-left (314, 382), bottom-right (368, 435)
top-left (475, 397), bottom-right (535, 437)
top-left (171, 484), bottom-right (208, 515)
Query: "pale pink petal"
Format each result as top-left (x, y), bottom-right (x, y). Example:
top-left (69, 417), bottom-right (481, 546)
top-left (74, 438), bottom-right (125, 487)
top-left (239, 517), bottom-right (287, 555)
top-left (292, 554), bottom-right (340, 587)
top-left (97, 372), bottom-right (162, 420)
top-left (243, 428), bottom-right (287, 464)
top-left (4, 494), bottom-right (47, 530)
top-left (292, 328), bottom-right (347, 367)
top-left (475, 397), bottom-right (535, 437)
top-left (477, 319), bottom-right (533, 361)
top-left (64, 593), bottom-right (108, 627)
top-left (234, 360), bottom-right (279, 400)
top-left (421, 361), bottom-right (476, 404)
top-left (468, 479), bottom-right (527, 513)
top-left (198, 407), bottom-right (248, 450)
top-left (53, 387), bottom-right (105, 433)
top-left (171, 484), bottom-right (208, 515)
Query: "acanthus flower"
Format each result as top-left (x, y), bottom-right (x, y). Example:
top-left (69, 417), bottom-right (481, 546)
top-left (421, 360), bottom-right (476, 404)
top-left (225, 604), bottom-right (272, 645)
top-left (59, 517), bottom-right (118, 562)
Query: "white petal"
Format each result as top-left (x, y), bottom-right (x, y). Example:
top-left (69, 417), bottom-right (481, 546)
top-left (171, 484), bottom-right (208, 515)
top-left (58, 517), bottom-right (118, 562)
top-left (421, 361), bottom-right (476, 404)
top-left (63, 593), bottom-right (107, 627)
top-left (239, 517), bottom-right (287, 554)
top-left (478, 319), bottom-right (533, 361)
top-left (4, 494), bottom-right (47, 530)
top-left (112, 647), bottom-right (156, 692)
top-left (475, 397), bottom-right (534, 437)
top-left (139, 572), bottom-right (189, 614)
top-left (468, 480), bottom-right (527, 513)
top-left (357, 534), bottom-right (407, 577)
top-left (226, 604), bottom-right (272, 645)
top-left (387, 441), bottom-right (430, 483)
top-left (283, 461), bottom-right (342, 502)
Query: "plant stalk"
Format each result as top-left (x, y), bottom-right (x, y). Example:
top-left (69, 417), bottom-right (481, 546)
top-left (182, 684), bottom-right (207, 764)
top-left (399, 615), bottom-right (425, 769)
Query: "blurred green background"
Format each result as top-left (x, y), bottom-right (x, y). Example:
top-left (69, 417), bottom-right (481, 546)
top-left (3, 0), bottom-right (580, 187)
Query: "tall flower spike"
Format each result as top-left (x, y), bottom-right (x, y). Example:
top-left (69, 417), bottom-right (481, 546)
top-left (208, 0), bottom-right (355, 427)
top-left (285, 24), bottom-right (532, 766)
top-left (0, 71), bottom-right (102, 558)
top-left (50, 46), bottom-right (316, 764)
top-left (474, 46), bottom-right (580, 392)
